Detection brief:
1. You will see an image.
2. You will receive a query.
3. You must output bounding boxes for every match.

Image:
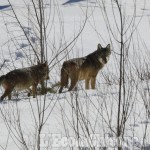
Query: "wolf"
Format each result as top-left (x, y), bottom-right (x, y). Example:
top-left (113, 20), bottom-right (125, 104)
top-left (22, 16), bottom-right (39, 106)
top-left (59, 44), bottom-right (111, 93)
top-left (0, 61), bottom-right (49, 100)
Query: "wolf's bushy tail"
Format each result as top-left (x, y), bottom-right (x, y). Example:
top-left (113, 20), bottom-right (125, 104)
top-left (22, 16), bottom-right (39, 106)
top-left (0, 75), bottom-right (5, 85)
top-left (60, 63), bottom-right (69, 87)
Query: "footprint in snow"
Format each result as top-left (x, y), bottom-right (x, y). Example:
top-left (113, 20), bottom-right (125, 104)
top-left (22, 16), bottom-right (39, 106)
top-left (139, 120), bottom-right (150, 124)
top-left (130, 123), bottom-right (139, 127)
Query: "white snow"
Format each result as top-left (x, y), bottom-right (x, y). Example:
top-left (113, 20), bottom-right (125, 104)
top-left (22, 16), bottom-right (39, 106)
top-left (0, 0), bottom-right (150, 149)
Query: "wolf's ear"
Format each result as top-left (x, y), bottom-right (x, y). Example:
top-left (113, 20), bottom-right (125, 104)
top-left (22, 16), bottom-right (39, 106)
top-left (106, 44), bottom-right (110, 49)
top-left (97, 43), bottom-right (102, 50)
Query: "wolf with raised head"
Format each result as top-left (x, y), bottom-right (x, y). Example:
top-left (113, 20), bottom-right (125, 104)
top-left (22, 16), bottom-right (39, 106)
top-left (59, 44), bottom-right (111, 93)
top-left (0, 61), bottom-right (49, 100)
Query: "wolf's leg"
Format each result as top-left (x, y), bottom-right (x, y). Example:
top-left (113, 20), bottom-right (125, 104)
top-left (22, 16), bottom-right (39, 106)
top-left (91, 77), bottom-right (96, 89)
top-left (59, 83), bottom-right (66, 93)
top-left (85, 79), bottom-right (90, 89)
top-left (1, 88), bottom-right (13, 100)
top-left (59, 68), bottom-right (69, 93)
top-left (8, 93), bottom-right (12, 100)
top-left (68, 80), bottom-right (78, 91)
top-left (59, 87), bottom-right (63, 93)
top-left (27, 88), bottom-right (32, 97)
top-left (32, 83), bottom-right (37, 98)
top-left (68, 76), bottom-right (78, 91)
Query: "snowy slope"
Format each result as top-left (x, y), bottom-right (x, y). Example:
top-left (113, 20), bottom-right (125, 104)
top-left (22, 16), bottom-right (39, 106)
top-left (0, 0), bottom-right (150, 149)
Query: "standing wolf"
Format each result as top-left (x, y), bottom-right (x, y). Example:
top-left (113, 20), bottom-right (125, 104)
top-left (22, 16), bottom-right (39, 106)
top-left (0, 61), bottom-right (49, 100)
top-left (59, 44), bottom-right (111, 93)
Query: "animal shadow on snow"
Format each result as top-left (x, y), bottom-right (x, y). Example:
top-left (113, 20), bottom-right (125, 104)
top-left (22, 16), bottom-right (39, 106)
top-left (62, 0), bottom-right (85, 5)
top-left (0, 98), bottom-right (21, 104)
top-left (0, 94), bottom-right (31, 104)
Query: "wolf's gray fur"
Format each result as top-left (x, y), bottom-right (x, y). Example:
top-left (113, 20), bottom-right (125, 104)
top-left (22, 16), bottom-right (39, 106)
top-left (0, 61), bottom-right (49, 100)
top-left (59, 44), bottom-right (111, 93)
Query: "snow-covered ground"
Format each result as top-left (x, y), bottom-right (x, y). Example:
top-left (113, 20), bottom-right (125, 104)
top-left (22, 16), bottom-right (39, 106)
top-left (0, 0), bottom-right (150, 149)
